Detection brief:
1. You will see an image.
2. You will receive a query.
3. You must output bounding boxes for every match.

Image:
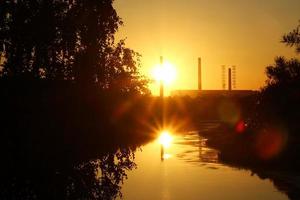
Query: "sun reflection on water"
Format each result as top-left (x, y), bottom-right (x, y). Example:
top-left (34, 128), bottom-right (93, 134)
top-left (158, 131), bottom-right (173, 148)
top-left (158, 130), bottom-right (174, 161)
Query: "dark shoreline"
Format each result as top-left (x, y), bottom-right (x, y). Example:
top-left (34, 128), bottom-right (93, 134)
top-left (196, 122), bottom-right (300, 200)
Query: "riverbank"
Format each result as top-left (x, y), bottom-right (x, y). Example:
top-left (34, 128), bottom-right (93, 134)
top-left (198, 122), bottom-right (300, 169)
top-left (197, 122), bottom-right (300, 200)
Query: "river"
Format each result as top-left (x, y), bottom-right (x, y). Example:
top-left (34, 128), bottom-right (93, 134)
top-left (118, 129), bottom-right (288, 200)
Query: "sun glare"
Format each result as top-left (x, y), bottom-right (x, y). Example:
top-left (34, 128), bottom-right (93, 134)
top-left (158, 131), bottom-right (173, 148)
top-left (152, 61), bottom-right (177, 85)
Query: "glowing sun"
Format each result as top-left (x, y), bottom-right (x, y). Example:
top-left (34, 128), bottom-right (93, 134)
top-left (152, 61), bottom-right (177, 85)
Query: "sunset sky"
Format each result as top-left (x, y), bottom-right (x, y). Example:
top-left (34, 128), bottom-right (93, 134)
top-left (114, 0), bottom-right (300, 95)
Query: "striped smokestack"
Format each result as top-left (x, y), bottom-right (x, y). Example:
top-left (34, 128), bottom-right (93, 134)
top-left (198, 57), bottom-right (202, 91)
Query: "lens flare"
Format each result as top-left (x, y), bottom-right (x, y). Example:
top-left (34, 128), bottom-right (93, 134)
top-left (152, 61), bottom-right (177, 85)
top-left (255, 127), bottom-right (288, 160)
top-left (235, 120), bottom-right (246, 133)
top-left (158, 131), bottom-right (173, 148)
top-left (218, 100), bottom-right (241, 125)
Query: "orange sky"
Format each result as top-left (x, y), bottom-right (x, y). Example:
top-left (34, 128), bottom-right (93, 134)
top-left (114, 0), bottom-right (300, 95)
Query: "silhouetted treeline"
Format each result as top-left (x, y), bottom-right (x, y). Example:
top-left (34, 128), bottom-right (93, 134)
top-left (250, 22), bottom-right (300, 162)
top-left (0, 1), bottom-right (151, 198)
top-left (0, 0), bottom-right (149, 93)
top-left (202, 22), bottom-right (300, 172)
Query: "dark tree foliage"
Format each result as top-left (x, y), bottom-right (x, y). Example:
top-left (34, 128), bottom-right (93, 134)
top-left (282, 21), bottom-right (300, 54)
top-left (0, 145), bottom-right (137, 200)
top-left (218, 23), bottom-right (300, 170)
top-left (264, 21), bottom-right (300, 89)
top-left (0, 1), bottom-right (150, 198)
top-left (0, 0), bottom-right (149, 94)
top-left (253, 21), bottom-right (300, 139)
top-left (265, 56), bottom-right (300, 86)
top-left (257, 57), bottom-right (300, 127)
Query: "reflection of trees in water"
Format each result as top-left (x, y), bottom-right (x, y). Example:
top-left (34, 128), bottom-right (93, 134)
top-left (218, 161), bottom-right (300, 200)
top-left (0, 147), bottom-right (136, 200)
top-left (253, 170), bottom-right (300, 200)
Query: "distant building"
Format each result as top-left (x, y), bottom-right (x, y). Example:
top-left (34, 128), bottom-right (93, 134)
top-left (171, 89), bottom-right (257, 98)
top-left (171, 58), bottom-right (257, 98)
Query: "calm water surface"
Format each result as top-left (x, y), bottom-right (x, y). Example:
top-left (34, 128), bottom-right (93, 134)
top-left (119, 128), bottom-right (288, 200)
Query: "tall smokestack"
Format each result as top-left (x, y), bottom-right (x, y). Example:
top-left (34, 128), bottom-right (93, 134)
top-left (198, 57), bottom-right (202, 91)
top-left (228, 67), bottom-right (232, 91)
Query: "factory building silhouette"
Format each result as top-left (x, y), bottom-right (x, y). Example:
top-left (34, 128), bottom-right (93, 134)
top-left (171, 58), bottom-right (256, 97)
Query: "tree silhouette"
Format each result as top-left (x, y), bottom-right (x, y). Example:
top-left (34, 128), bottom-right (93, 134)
top-left (253, 20), bottom-right (300, 142)
top-left (282, 21), bottom-right (300, 54)
top-left (264, 21), bottom-right (300, 87)
top-left (0, 146), bottom-right (137, 200)
top-left (0, 0), bottom-right (148, 93)
top-left (265, 56), bottom-right (300, 86)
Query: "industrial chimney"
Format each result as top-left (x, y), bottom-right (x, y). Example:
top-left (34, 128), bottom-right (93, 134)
top-left (228, 67), bottom-right (232, 91)
top-left (198, 57), bottom-right (202, 91)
